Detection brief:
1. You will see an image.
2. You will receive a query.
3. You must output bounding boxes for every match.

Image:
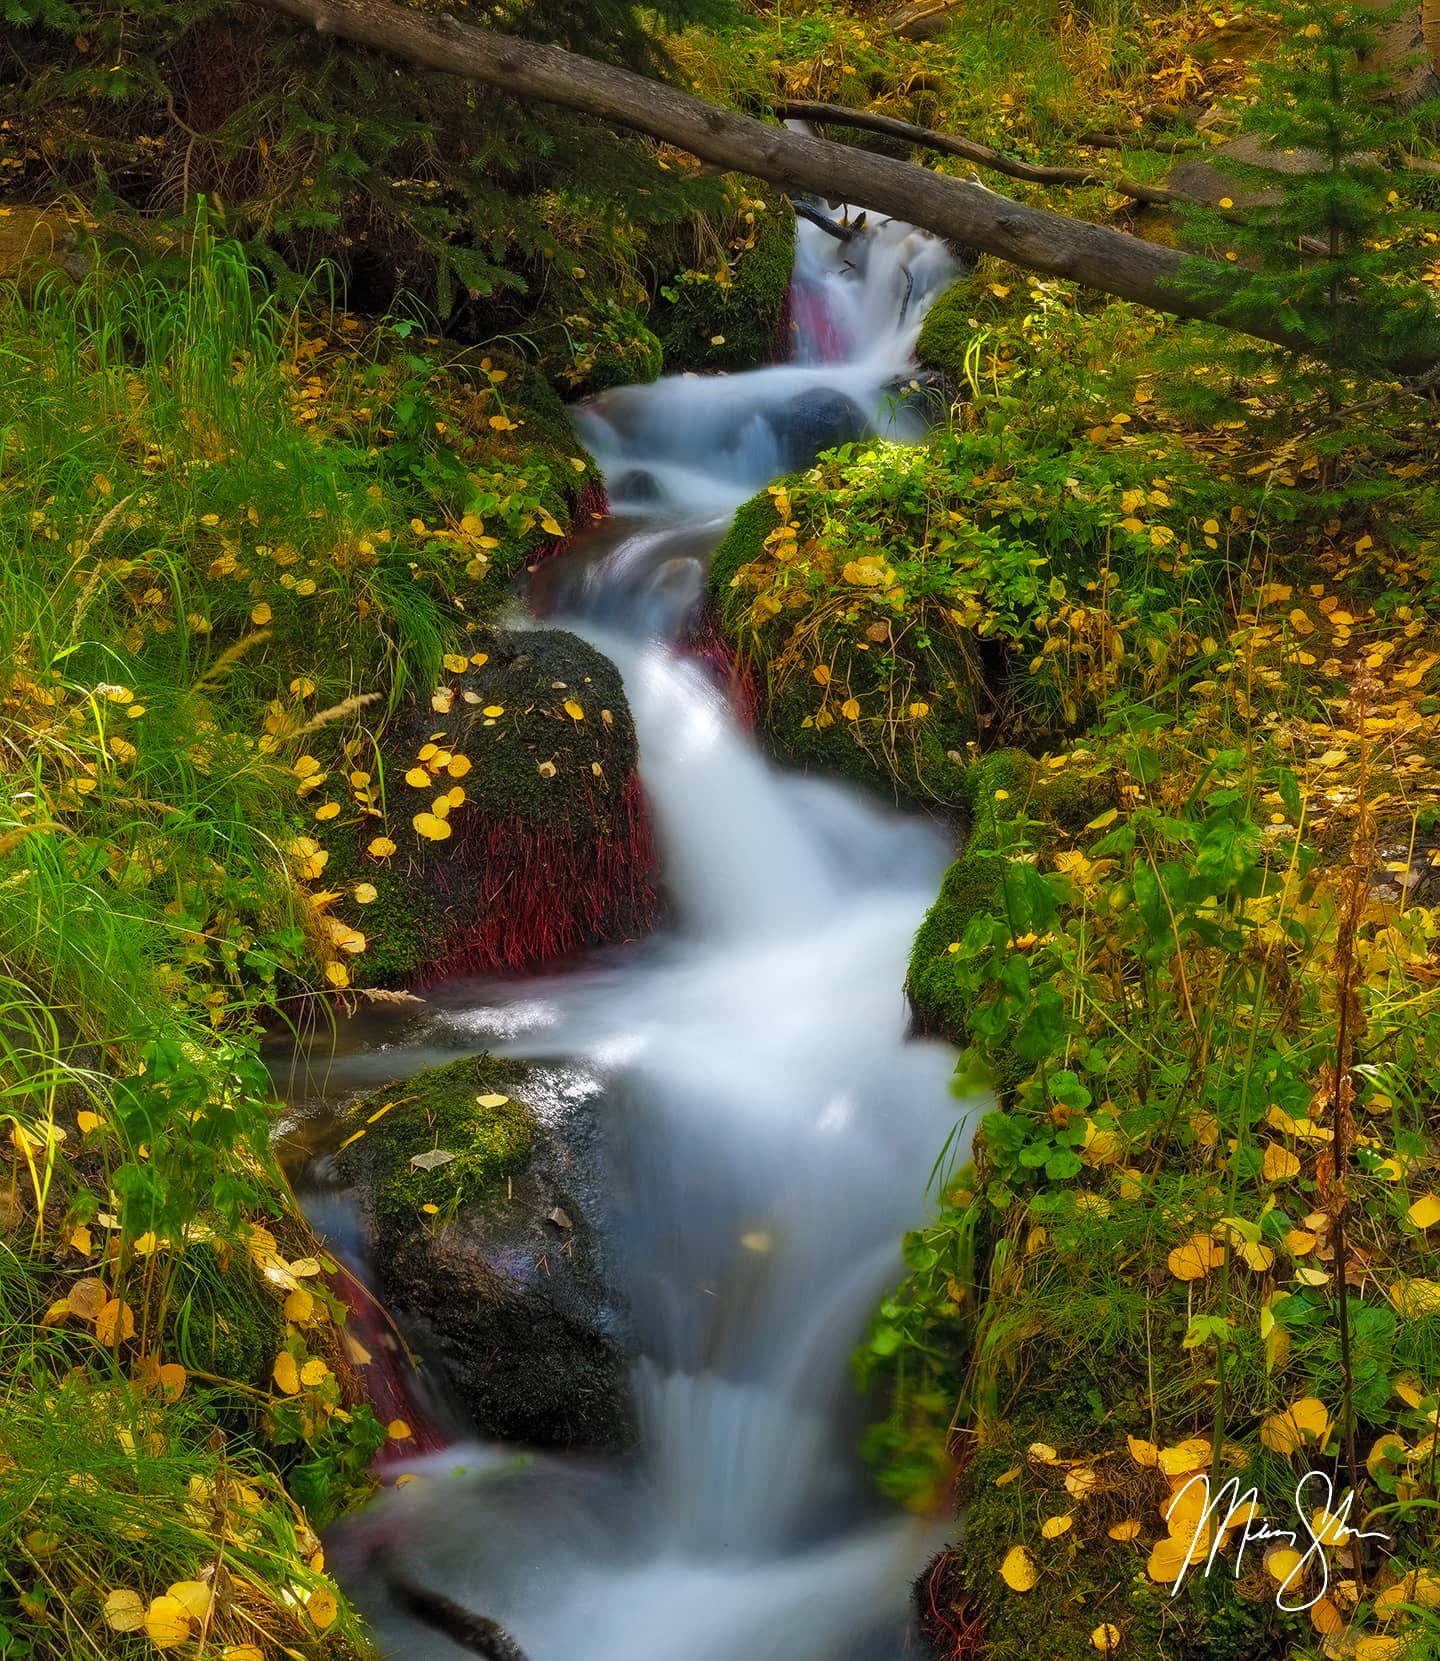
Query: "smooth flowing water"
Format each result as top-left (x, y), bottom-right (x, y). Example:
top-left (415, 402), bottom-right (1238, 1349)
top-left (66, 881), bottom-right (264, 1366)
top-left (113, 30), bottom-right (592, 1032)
top-left (317, 199), bottom-right (981, 1659)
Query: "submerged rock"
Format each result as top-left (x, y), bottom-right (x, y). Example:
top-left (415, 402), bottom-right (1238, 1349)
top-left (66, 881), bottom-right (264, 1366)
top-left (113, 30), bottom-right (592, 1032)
top-left (332, 1054), bottom-right (631, 1451)
top-left (771, 387), bottom-right (867, 472)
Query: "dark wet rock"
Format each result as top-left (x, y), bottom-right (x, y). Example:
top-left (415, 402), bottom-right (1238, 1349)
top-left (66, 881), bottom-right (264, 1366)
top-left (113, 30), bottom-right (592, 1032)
top-left (771, 387), bottom-right (867, 471)
top-left (332, 1054), bottom-right (631, 1452)
top-left (613, 468), bottom-right (663, 502)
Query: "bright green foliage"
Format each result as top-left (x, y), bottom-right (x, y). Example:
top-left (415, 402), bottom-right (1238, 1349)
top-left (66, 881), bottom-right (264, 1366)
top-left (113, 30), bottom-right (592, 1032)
top-left (1174, 0), bottom-right (1440, 382)
top-left (710, 419), bottom-right (1232, 802)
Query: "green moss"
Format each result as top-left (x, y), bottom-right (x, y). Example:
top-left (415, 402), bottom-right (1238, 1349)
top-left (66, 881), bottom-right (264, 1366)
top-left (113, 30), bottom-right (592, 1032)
top-left (167, 1244), bottom-right (285, 1397)
top-left (709, 489), bottom-right (976, 806)
top-left (334, 1054), bottom-right (534, 1238)
top-left (907, 751), bottom-right (1033, 1045)
top-left (654, 189), bottom-right (796, 373)
top-left (914, 272), bottom-right (989, 378)
top-left (562, 304), bottom-right (665, 396)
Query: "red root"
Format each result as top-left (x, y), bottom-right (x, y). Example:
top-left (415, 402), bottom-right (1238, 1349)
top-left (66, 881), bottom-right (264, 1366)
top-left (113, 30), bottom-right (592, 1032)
top-left (327, 1260), bottom-right (452, 1460)
top-left (419, 769), bottom-right (657, 981)
top-left (918, 1550), bottom-right (985, 1660)
top-left (683, 613), bottom-right (760, 730)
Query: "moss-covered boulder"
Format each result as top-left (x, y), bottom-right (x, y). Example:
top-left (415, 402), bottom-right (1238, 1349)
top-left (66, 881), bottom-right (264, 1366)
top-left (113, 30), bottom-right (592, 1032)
top-left (332, 1054), bottom-right (630, 1451)
top-left (652, 187), bottom-right (796, 373)
top-left (708, 491), bottom-right (978, 808)
top-left (320, 626), bottom-right (656, 986)
top-left (907, 750), bottom-right (1116, 1048)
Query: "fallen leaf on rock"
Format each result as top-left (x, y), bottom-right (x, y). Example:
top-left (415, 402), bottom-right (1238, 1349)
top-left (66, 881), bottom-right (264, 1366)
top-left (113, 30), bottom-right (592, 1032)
top-left (1000, 1544), bottom-right (1038, 1592)
top-left (410, 1149), bottom-right (455, 1171)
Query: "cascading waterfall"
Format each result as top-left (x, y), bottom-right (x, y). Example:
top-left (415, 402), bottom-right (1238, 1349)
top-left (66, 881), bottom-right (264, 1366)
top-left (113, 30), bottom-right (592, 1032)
top-left (321, 197), bottom-right (981, 1658)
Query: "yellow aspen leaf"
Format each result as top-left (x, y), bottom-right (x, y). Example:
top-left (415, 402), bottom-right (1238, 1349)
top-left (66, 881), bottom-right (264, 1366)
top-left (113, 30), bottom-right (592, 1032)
top-left (1286, 1229), bottom-right (1316, 1256)
top-left (841, 698), bottom-right (861, 721)
top-left (143, 1595), bottom-right (192, 1648)
top-left (95, 1299), bottom-right (135, 1345)
top-left (1041, 1514), bottom-right (1073, 1538)
top-left (222, 1649), bottom-right (266, 1661)
top-left (999, 1545), bottom-right (1038, 1592)
top-left (539, 513), bottom-right (564, 536)
top-left (564, 699), bottom-right (585, 721)
top-left (1308, 1597), bottom-right (1342, 1634)
top-left (1157, 1438), bottom-right (1210, 1476)
top-left (40, 1299), bottom-right (71, 1325)
top-left (70, 1225), bottom-right (93, 1254)
top-left (367, 836), bottom-right (396, 857)
top-left (442, 653), bottom-right (469, 673)
top-left (813, 664), bottom-right (831, 685)
top-left (1355, 1639), bottom-right (1404, 1660)
top-left (482, 704), bottom-right (505, 718)
top-left (1064, 1467), bottom-right (1097, 1500)
top-left (412, 812), bottom-right (452, 841)
top-left (1408, 1193), bottom-right (1440, 1229)
top-left (251, 602), bottom-right (273, 625)
top-left (993, 1465), bottom-right (1021, 1486)
top-left (157, 1363), bottom-right (186, 1401)
top-left (1108, 1519), bottom-right (1141, 1541)
top-left (1395, 1375), bottom-right (1425, 1408)
top-left (307, 1587), bottom-right (338, 1631)
top-left (68, 1278), bottom-right (107, 1320)
top-left (1260, 1397), bottom-right (1331, 1454)
top-left (1147, 1533), bottom-right (1197, 1584)
top-left (300, 1357), bottom-right (330, 1387)
top-left (422, 1203), bottom-right (439, 1215)
top-left (447, 754), bottom-right (471, 778)
top-left (1127, 1435), bottom-right (1158, 1468)
top-left (387, 1419), bottom-right (413, 1440)
top-left (290, 677), bottom-right (316, 697)
top-left (431, 796), bottom-right (451, 820)
top-left (354, 883), bottom-right (378, 904)
top-left (1240, 1240), bottom-right (1275, 1271)
top-left (1389, 1279), bottom-right (1440, 1317)
top-left (167, 1582), bottom-right (212, 1622)
top-left (405, 766), bottom-right (431, 788)
top-left (1261, 1143), bottom-right (1301, 1182)
top-left (104, 1590), bottom-right (145, 1633)
top-left (1168, 1234), bottom-right (1223, 1281)
top-left (432, 688), bottom-right (455, 714)
top-left (710, 334), bottom-right (726, 346)
top-left (285, 1288), bottom-right (316, 1324)
top-left (325, 962), bottom-right (350, 988)
top-left (288, 1257), bottom-right (321, 1277)
top-left (76, 1111), bottom-right (102, 1135)
top-left (1091, 1625), bottom-right (1122, 1653)
top-left (315, 802), bottom-right (340, 821)
top-left (273, 1351), bottom-right (301, 1395)
top-left (475, 1093), bottom-right (510, 1108)
top-left (1028, 1442), bottom-right (1059, 1465)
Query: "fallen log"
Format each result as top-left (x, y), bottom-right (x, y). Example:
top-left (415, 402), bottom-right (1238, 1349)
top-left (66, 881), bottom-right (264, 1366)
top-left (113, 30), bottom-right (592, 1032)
top-left (245, 0), bottom-right (1438, 378)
